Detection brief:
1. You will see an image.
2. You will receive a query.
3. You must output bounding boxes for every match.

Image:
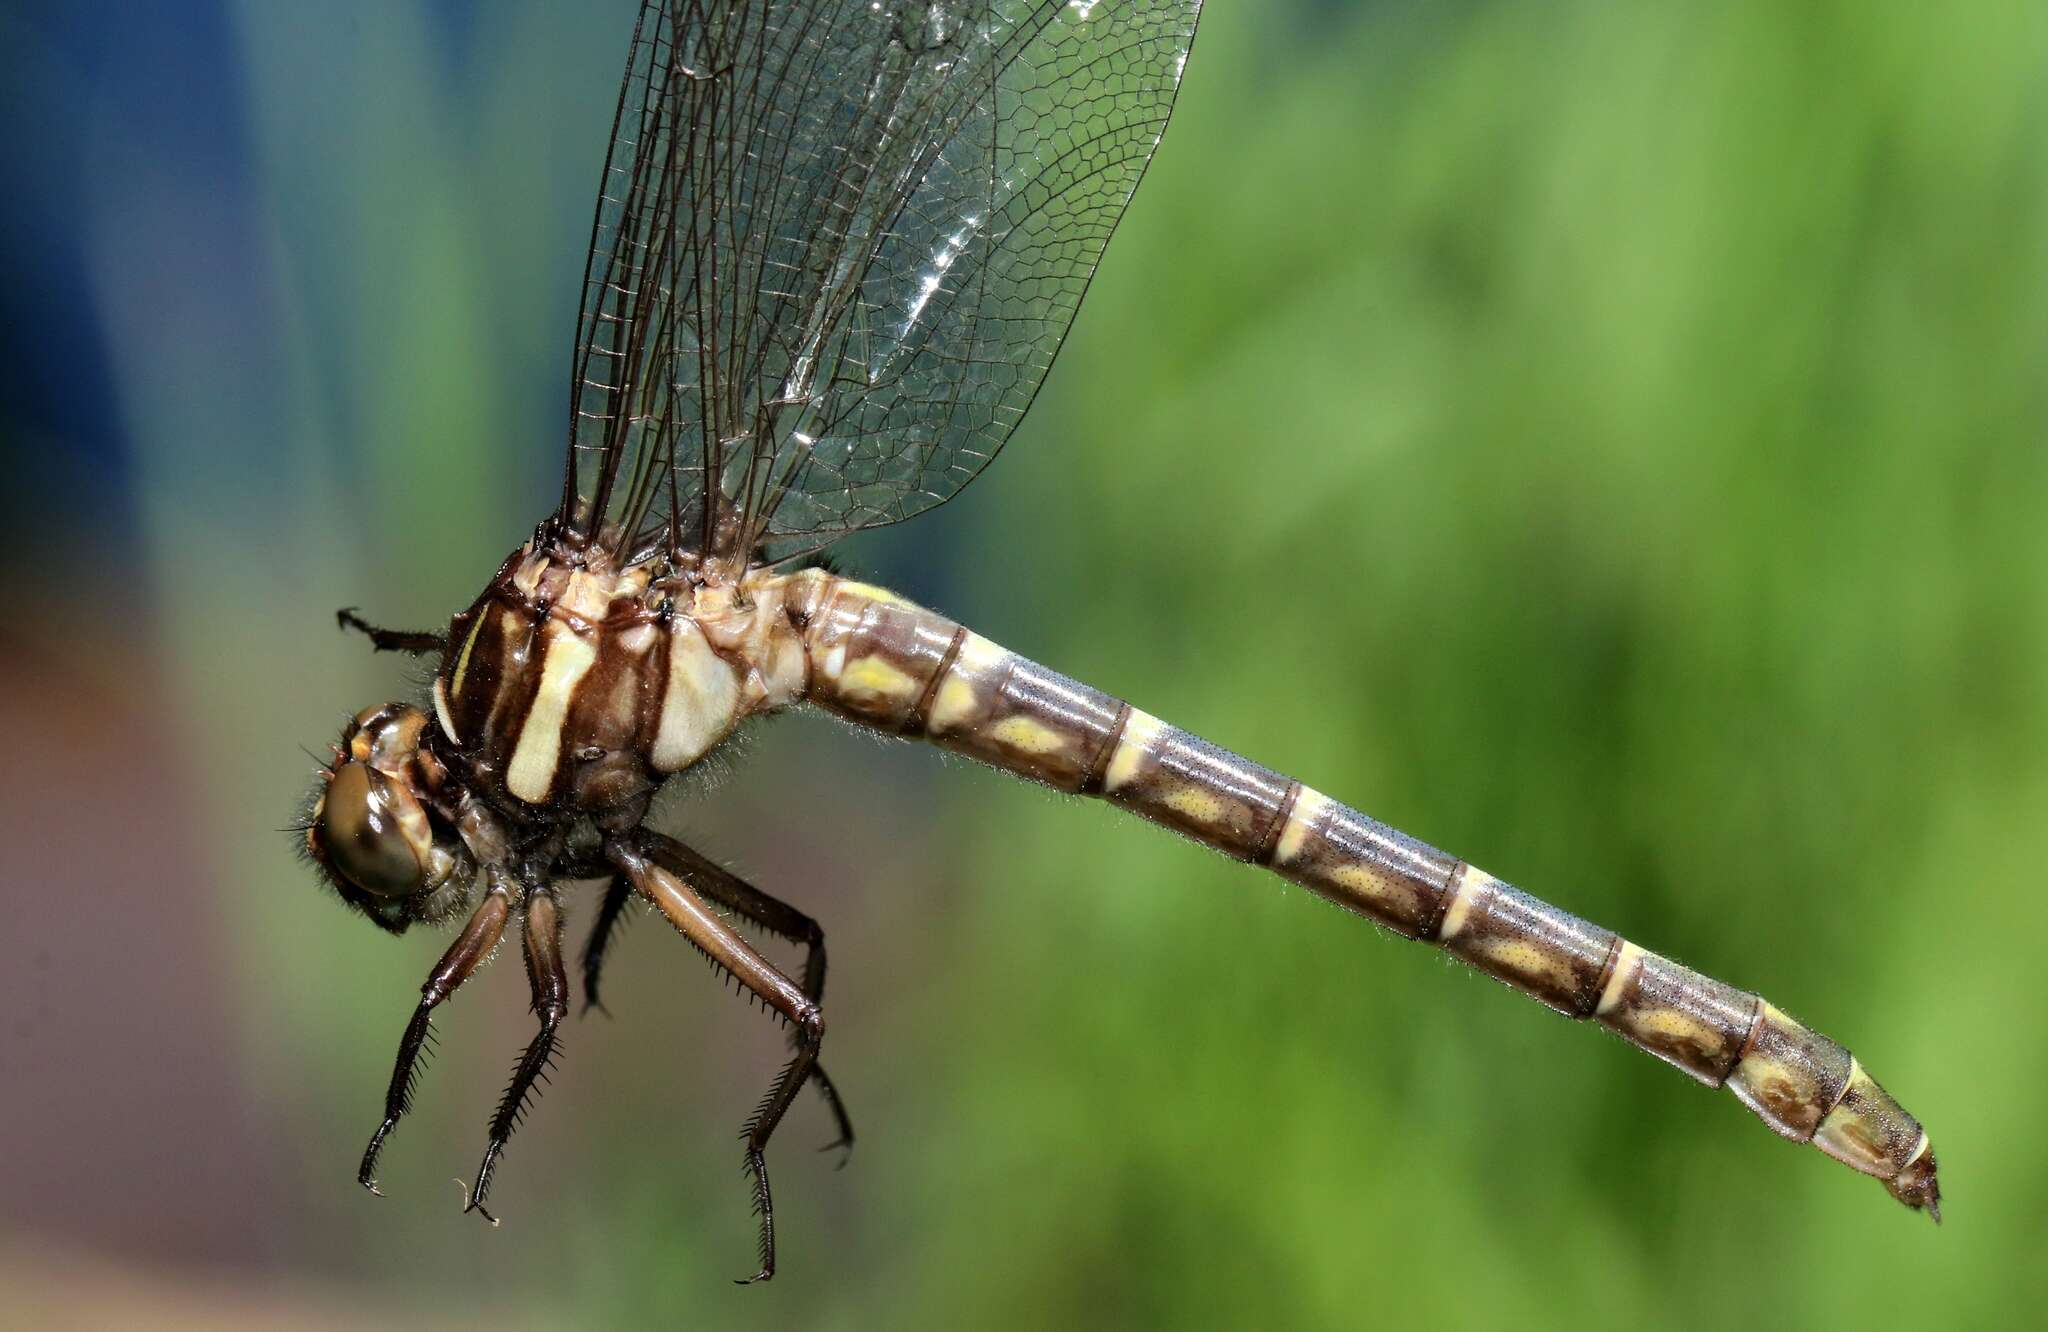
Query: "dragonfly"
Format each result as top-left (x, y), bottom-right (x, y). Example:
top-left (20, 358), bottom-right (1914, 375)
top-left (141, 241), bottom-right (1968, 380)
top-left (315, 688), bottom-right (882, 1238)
top-left (301, 0), bottom-right (1938, 1283)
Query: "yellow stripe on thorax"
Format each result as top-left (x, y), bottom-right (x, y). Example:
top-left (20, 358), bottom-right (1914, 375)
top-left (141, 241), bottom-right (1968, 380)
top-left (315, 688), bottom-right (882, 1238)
top-left (506, 623), bottom-right (598, 803)
top-left (651, 618), bottom-right (741, 771)
top-left (448, 611), bottom-right (486, 700)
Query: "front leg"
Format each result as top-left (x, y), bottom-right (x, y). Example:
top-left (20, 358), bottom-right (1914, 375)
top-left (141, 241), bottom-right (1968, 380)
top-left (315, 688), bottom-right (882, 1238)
top-left (336, 607), bottom-right (447, 655)
top-left (463, 887), bottom-right (568, 1224)
top-left (608, 836), bottom-right (823, 1284)
top-left (359, 887), bottom-right (509, 1192)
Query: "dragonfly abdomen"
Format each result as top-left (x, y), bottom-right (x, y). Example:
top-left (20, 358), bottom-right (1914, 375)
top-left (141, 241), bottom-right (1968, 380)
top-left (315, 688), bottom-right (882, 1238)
top-left (791, 570), bottom-right (1939, 1216)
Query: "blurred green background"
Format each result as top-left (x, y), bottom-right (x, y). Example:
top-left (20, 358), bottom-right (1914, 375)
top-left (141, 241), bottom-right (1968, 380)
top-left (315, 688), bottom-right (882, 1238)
top-left (3, 0), bottom-right (2044, 1327)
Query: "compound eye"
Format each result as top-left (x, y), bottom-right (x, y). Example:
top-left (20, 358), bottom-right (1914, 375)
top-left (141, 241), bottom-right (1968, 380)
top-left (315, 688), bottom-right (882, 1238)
top-left (319, 761), bottom-right (425, 900)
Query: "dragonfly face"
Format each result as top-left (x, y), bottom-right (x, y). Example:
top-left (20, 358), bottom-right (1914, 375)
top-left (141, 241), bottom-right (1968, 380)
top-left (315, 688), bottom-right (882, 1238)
top-left (304, 0), bottom-right (1935, 1284)
top-left (305, 702), bottom-right (475, 935)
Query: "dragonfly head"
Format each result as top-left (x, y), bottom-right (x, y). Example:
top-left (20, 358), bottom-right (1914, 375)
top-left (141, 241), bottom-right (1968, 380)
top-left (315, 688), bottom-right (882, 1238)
top-left (304, 702), bottom-right (473, 934)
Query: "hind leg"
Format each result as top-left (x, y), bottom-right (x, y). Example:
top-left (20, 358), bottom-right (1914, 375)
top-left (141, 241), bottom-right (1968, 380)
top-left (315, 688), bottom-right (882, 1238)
top-left (642, 835), bottom-right (855, 1159)
top-left (608, 835), bottom-right (823, 1284)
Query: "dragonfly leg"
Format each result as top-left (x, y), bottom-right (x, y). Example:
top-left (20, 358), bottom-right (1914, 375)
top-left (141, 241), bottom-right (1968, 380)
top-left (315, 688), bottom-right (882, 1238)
top-left (577, 873), bottom-right (637, 1016)
top-left (608, 835), bottom-right (823, 1285)
top-left (462, 887), bottom-right (569, 1225)
top-left (358, 884), bottom-right (510, 1194)
top-left (335, 607), bottom-right (448, 655)
top-left (642, 833), bottom-right (854, 1161)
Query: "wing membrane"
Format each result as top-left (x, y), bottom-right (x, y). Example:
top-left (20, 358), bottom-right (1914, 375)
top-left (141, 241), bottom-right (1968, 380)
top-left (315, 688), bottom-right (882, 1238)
top-left (559, 0), bottom-right (1202, 565)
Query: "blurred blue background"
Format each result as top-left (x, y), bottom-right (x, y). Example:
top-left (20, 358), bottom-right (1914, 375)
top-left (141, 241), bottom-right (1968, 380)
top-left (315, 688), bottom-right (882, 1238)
top-left (2, 1), bottom-right (2044, 1326)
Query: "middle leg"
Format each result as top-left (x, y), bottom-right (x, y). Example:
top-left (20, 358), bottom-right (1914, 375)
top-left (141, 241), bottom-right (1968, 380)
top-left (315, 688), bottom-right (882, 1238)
top-left (462, 886), bottom-right (568, 1224)
top-left (577, 874), bottom-right (637, 1017)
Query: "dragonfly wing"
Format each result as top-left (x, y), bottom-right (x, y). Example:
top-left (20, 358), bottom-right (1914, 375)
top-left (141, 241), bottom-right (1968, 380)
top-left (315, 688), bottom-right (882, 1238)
top-left (558, 0), bottom-right (1204, 565)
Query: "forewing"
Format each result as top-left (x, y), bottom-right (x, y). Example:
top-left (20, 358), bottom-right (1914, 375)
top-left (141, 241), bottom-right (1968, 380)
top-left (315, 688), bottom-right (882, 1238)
top-left (560, 1), bottom-right (1202, 564)
top-left (560, 0), bottom-right (692, 557)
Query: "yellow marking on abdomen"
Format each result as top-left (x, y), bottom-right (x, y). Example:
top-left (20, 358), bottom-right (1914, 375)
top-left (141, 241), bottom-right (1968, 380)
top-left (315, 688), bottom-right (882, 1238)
top-left (1812, 1059), bottom-right (1891, 1172)
top-left (838, 656), bottom-right (919, 707)
top-left (1314, 859), bottom-right (1401, 906)
top-left (926, 633), bottom-right (1006, 733)
top-left (1103, 709), bottom-right (1166, 792)
top-left (989, 714), bottom-right (1072, 756)
top-left (1478, 937), bottom-right (1576, 993)
top-left (1597, 941), bottom-right (1645, 1015)
top-left (929, 677), bottom-right (977, 732)
top-left (1273, 786), bottom-right (1330, 864)
top-left (1439, 864), bottom-right (1496, 940)
top-left (1160, 783), bottom-right (1226, 824)
top-left (505, 626), bottom-right (598, 803)
top-left (1628, 1006), bottom-right (1715, 1051)
top-left (1729, 1052), bottom-right (1807, 1124)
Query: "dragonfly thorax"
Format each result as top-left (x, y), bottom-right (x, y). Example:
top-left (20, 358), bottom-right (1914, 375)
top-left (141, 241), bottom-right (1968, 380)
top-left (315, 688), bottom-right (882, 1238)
top-left (427, 542), bottom-right (810, 820)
